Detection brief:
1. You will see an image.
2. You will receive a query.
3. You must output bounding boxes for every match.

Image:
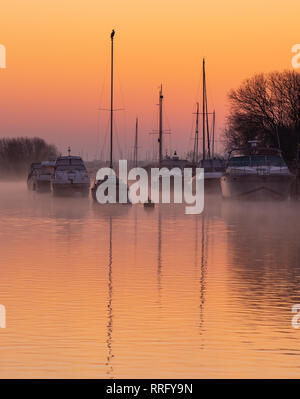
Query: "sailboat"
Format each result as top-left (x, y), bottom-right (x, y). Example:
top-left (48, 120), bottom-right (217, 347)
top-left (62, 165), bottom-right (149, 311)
top-left (193, 59), bottom-right (226, 194)
top-left (91, 30), bottom-right (129, 203)
top-left (132, 117), bottom-right (154, 207)
top-left (147, 85), bottom-right (190, 170)
top-left (144, 86), bottom-right (190, 203)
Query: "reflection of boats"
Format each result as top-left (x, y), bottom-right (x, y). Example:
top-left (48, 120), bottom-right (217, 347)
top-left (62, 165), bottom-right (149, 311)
top-left (220, 200), bottom-right (300, 317)
top-left (221, 143), bottom-right (295, 200)
top-left (52, 156), bottom-right (90, 197)
top-left (105, 216), bottom-right (114, 377)
top-left (144, 198), bottom-right (155, 208)
top-left (197, 213), bottom-right (207, 334)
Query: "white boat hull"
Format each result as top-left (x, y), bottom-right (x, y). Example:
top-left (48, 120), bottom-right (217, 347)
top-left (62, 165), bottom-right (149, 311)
top-left (221, 174), bottom-right (294, 200)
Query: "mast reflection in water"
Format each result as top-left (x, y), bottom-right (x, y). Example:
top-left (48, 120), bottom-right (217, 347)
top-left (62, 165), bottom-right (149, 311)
top-left (1, 184), bottom-right (300, 378)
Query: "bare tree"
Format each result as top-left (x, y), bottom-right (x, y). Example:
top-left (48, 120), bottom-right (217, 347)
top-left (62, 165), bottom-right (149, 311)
top-left (224, 70), bottom-right (300, 163)
top-left (0, 137), bottom-right (58, 179)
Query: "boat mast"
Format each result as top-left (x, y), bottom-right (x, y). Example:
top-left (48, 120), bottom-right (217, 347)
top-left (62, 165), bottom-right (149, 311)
top-left (110, 29), bottom-right (115, 169)
top-left (202, 58), bottom-right (212, 160)
top-left (193, 102), bottom-right (199, 165)
top-left (202, 59), bottom-right (206, 161)
top-left (134, 117), bottom-right (138, 167)
top-left (159, 85), bottom-right (163, 165)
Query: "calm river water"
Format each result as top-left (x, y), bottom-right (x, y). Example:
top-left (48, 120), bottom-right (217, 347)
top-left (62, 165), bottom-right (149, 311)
top-left (0, 182), bottom-right (300, 378)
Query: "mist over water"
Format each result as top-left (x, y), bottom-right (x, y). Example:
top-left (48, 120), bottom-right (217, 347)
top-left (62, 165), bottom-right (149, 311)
top-left (0, 182), bottom-right (300, 378)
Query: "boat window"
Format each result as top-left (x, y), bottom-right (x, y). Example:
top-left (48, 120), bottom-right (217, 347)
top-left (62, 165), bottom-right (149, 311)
top-left (265, 155), bottom-right (286, 166)
top-left (56, 165), bottom-right (86, 172)
top-left (228, 156), bottom-right (250, 167)
top-left (56, 159), bottom-right (84, 166)
top-left (41, 166), bottom-right (54, 174)
top-left (250, 155), bottom-right (266, 166)
top-left (70, 159), bottom-right (84, 165)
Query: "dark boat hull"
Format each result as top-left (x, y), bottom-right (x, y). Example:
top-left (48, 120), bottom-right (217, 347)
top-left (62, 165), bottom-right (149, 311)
top-left (52, 182), bottom-right (90, 197)
top-left (204, 177), bottom-right (222, 195)
top-left (221, 174), bottom-right (294, 200)
top-left (36, 180), bottom-right (51, 193)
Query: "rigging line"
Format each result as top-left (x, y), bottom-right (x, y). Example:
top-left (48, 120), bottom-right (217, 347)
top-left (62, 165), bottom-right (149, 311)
top-left (205, 66), bottom-right (215, 111)
top-left (115, 60), bottom-right (126, 111)
top-left (205, 84), bottom-right (211, 158)
top-left (114, 118), bottom-right (123, 160)
top-left (188, 109), bottom-right (197, 159)
top-left (100, 117), bottom-right (110, 162)
top-left (95, 53), bottom-right (109, 154)
top-left (95, 111), bottom-right (101, 160)
top-left (115, 61), bottom-right (128, 145)
top-left (189, 117), bottom-right (195, 142)
top-left (194, 61), bottom-right (203, 105)
top-left (163, 100), bottom-right (173, 155)
top-left (152, 132), bottom-right (156, 161)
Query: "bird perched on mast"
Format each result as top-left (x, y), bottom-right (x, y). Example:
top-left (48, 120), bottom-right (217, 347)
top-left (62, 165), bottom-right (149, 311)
top-left (111, 29), bottom-right (115, 39)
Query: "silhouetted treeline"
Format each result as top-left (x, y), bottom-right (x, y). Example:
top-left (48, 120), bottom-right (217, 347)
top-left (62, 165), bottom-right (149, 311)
top-left (0, 137), bottom-right (58, 179)
top-left (224, 70), bottom-right (300, 165)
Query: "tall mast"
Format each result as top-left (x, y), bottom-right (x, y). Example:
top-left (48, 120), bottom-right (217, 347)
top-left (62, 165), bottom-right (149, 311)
top-left (193, 102), bottom-right (199, 165)
top-left (159, 85), bottom-right (163, 165)
top-left (202, 59), bottom-right (206, 161)
top-left (134, 117), bottom-right (138, 167)
top-left (110, 29), bottom-right (115, 169)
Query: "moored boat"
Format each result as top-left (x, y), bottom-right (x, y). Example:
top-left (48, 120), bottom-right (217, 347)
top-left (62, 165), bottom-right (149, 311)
top-left (35, 160), bottom-right (55, 192)
top-left (91, 29), bottom-right (130, 205)
top-left (52, 156), bottom-right (90, 197)
top-left (220, 145), bottom-right (295, 200)
top-left (191, 59), bottom-right (224, 194)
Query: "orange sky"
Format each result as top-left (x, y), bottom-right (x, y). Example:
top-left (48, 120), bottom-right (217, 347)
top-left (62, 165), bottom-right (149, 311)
top-left (0, 0), bottom-right (299, 160)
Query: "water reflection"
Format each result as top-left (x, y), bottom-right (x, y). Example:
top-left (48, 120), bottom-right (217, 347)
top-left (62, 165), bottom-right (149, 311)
top-left (199, 213), bottom-right (207, 334)
top-left (106, 216), bottom-right (114, 377)
top-left (222, 201), bottom-right (300, 325)
top-left (157, 208), bottom-right (162, 302)
top-left (1, 184), bottom-right (300, 377)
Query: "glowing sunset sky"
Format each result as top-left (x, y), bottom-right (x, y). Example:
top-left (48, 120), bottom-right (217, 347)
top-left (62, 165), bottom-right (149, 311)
top-left (0, 0), bottom-right (298, 160)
